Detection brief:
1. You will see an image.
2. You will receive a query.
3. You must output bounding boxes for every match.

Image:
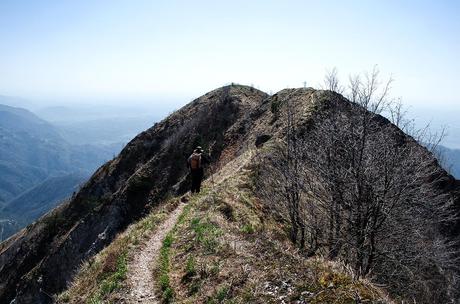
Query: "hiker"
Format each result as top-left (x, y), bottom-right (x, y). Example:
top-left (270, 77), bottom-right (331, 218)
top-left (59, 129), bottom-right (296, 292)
top-left (187, 146), bottom-right (207, 193)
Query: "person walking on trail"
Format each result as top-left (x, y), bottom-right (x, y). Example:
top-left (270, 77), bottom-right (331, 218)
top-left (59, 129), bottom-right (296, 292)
top-left (187, 146), bottom-right (207, 193)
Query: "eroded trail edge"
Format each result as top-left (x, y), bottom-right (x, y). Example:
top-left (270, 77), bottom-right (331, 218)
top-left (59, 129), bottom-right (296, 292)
top-left (126, 202), bottom-right (185, 303)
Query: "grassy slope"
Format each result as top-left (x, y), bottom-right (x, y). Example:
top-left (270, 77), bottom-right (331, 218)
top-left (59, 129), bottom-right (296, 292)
top-left (58, 150), bottom-right (391, 304)
top-left (56, 198), bottom-right (180, 303)
top-left (158, 151), bottom-right (391, 304)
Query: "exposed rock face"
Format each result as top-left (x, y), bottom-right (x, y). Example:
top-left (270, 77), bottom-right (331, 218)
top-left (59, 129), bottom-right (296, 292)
top-left (0, 85), bottom-right (458, 303)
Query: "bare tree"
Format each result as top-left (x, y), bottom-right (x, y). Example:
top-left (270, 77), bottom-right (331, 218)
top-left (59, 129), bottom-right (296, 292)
top-left (257, 89), bottom-right (307, 248)
top-left (257, 67), bottom-right (459, 302)
top-left (323, 67), bottom-right (344, 94)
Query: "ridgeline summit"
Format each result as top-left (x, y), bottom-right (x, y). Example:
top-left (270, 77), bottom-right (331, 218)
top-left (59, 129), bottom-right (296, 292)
top-left (1, 85), bottom-right (459, 303)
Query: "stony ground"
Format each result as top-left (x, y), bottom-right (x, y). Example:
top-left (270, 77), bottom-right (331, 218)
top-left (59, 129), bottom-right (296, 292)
top-left (126, 202), bottom-right (186, 303)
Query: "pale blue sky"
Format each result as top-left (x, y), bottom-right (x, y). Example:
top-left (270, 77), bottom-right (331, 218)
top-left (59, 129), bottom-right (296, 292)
top-left (0, 0), bottom-right (459, 108)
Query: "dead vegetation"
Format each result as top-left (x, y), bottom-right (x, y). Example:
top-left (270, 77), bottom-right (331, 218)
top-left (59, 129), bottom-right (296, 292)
top-left (256, 68), bottom-right (460, 302)
top-left (57, 149), bottom-right (391, 304)
top-left (160, 152), bottom-right (390, 303)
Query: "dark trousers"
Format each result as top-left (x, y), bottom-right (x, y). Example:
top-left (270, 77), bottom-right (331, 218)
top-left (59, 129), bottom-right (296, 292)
top-left (190, 169), bottom-right (203, 193)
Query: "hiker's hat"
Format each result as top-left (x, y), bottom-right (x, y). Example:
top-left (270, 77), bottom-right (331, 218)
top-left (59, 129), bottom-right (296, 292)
top-left (195, 146), bottom-right (203, 152)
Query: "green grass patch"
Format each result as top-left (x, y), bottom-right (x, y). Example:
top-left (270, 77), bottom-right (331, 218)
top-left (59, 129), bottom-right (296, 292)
top-left (206, 285), bottom-right (231, 304)
top-left (185, 256), bottom-right (196, 277)
top-left (216, 285), bottom-right (229, 302)
top-left (240, 224), bottom-right (255, 234)
top-left (88, 251), bottom-right (128, 303)
top-left (157, 201), bottom-right (194, 303)
top-left (159, 232), bottom-right (174, 302)
top-left (190, 217), bottom-right (222, 253)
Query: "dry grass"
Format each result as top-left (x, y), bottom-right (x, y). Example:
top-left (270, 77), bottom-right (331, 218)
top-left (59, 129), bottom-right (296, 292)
top-left (56, 199), bottom-right (179, 304)
top-left (57, 149), bottom-right (392, 304)
top-left (164, 150), bottom-right (391, 303)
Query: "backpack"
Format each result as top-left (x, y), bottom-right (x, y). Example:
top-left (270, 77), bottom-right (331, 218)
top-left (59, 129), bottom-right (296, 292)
top-left (190, 153), bottom-right (202, 170)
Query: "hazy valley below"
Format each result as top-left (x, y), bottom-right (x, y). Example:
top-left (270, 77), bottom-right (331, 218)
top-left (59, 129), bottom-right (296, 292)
top-left (0, 97), bottom-right (163, 241)
top-left (439, 145), bottom-right (460, 178)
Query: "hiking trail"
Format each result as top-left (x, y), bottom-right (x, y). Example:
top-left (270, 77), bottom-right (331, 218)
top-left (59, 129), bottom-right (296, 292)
top-left (126, 201), bottom-right (185, 303)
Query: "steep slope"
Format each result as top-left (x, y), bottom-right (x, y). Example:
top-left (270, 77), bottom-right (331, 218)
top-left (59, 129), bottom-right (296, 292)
top-left (0, 85), bottom-right (269, 303)
top-left (1, 85), bottom-right (459, 303)
top-left (0, 104), bottom-right (120, 238)
top-left (58, 150), bottom-right (392, 303)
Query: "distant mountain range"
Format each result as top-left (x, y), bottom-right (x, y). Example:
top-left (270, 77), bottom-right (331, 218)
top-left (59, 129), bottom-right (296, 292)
top-left (0, 103), bottom-right (123, 240)
top-left (35, 104), bottom-right (159, 145)
top-left (439, 145), bottom-right (460, 178)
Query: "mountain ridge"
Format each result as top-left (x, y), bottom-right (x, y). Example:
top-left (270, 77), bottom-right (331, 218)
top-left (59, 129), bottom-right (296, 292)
top-left (0, 85), bottom-right (269, 303)
top-left (1, 85), bottom-right (459, 303)
top-left (0, 103), bottom-right (124, 240)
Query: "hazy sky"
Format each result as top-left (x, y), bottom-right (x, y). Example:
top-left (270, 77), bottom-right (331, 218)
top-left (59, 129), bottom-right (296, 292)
top-left (0, 0), bottom-right (459, 108)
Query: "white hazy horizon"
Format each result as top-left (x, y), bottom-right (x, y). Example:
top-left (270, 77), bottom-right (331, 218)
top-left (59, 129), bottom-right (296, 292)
top-left (0, 0), bottom-right (458, 146)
